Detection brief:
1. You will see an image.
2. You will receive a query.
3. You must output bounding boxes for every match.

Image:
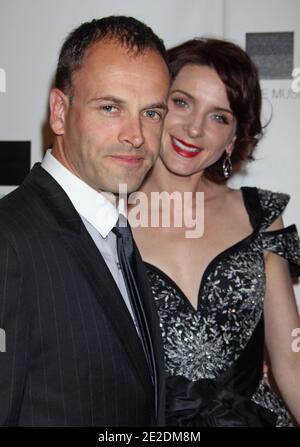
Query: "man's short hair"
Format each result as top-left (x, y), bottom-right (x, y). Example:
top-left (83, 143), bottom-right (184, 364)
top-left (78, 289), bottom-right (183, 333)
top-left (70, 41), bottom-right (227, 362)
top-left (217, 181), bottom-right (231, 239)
top-left (55, 15), bottom-right (168, 97)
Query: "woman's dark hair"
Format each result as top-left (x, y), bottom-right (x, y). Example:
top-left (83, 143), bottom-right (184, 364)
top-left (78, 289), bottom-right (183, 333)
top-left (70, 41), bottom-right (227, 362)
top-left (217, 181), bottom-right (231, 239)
top-left (55, 15), bottom-right (168, 98)
top-left (167, 38), bottom-right (263, 183)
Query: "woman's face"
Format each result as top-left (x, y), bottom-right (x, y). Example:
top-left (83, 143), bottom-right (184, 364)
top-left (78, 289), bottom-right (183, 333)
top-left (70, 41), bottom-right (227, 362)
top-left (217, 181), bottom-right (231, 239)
top-left (160, 64), bottom-right (236, 177)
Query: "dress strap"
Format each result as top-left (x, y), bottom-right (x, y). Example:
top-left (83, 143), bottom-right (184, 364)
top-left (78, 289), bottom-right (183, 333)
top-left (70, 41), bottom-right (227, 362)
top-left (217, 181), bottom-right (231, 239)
top-left (241, 187), bottom-right (300, 277)
top-left (261, 224), bottom-right (300, 277)
top-left (241, 187), bottom-right (263, 230)
top-left (256, 188), bottom-right (290, 230)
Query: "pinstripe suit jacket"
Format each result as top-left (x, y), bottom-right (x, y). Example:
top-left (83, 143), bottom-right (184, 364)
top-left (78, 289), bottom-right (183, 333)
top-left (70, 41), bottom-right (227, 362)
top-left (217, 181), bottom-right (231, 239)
top-left (0, 164), bottom-right (166, 426)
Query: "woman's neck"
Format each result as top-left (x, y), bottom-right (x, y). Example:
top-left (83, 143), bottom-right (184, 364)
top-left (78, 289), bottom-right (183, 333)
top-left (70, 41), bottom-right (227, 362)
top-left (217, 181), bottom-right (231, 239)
top-left (140, 157), bottom-right (223, 199)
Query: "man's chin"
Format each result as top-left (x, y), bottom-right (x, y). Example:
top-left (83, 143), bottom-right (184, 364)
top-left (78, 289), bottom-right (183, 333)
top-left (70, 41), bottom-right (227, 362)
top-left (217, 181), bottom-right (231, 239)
top-left (112, 182), bottom-right (142, 195)
top-left (116, 172), bottom-right (150, 194)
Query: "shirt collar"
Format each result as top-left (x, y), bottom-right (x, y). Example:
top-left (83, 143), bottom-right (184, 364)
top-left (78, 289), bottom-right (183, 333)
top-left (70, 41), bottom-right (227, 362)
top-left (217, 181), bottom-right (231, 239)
top-left (41, 150), bottom-right (119, 238)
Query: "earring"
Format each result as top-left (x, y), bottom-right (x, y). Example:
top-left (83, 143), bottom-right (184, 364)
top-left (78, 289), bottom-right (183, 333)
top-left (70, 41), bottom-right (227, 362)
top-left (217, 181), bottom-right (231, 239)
top-left (222, 152), bottom-right (232, 179)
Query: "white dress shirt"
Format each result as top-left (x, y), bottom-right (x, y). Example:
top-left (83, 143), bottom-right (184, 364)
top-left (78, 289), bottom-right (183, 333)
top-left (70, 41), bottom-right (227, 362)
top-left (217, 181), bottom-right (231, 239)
top-left (41, 150), bottom-right (138, 326)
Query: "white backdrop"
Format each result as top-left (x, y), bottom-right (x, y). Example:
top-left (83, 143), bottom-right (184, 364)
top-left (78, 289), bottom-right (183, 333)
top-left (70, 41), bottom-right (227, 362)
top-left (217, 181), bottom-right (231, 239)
top-left (0, 0), bottom-right (299, 305)
top-left (224, 0), bottom-right (300, 306)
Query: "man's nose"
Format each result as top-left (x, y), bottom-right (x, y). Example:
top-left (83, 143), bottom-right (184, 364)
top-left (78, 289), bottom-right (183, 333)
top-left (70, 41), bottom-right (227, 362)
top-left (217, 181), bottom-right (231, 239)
top-left (118, 115), bottom-right (145, 148)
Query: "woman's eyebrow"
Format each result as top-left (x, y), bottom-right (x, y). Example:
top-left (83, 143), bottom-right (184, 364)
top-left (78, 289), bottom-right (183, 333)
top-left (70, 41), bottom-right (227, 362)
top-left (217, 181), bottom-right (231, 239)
top-left (169, 89), bottom-right (194, 100)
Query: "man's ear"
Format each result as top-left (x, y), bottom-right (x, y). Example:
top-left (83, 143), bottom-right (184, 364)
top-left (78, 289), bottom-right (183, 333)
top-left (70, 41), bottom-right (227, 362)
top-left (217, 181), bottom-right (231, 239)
top-left (49, 88), bottom-right (69, 136)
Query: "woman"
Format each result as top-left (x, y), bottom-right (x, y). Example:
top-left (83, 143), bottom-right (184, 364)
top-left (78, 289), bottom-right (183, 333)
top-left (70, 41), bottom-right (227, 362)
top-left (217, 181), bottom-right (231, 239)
top-left (130, 38), bottom-right (300, 426)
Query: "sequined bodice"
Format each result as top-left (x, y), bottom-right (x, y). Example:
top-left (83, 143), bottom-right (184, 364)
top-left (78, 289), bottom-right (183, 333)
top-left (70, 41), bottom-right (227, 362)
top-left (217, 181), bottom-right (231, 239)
top-left (146, 187), bottom-right (300, 426)
top-left (146, 240), bottom-right (265, 381)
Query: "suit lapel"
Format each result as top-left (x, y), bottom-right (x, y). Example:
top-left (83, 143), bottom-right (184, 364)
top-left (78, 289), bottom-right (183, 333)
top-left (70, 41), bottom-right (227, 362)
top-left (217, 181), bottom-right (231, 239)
top-left (25, 164), bottom-right (154, 400)
top-left (133, 244), bottom-right (166, 422)
top-left (63, 229), bottom-right (155, 395)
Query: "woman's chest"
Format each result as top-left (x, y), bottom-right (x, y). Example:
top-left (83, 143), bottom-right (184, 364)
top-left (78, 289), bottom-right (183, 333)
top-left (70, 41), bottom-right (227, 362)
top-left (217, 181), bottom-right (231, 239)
top-left (134, 215), bottom-right (255, 309)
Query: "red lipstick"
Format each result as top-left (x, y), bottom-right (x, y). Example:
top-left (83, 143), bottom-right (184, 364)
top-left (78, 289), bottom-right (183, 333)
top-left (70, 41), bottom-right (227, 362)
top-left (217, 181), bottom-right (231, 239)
top-left (171, 136), bottom-right (202, 158)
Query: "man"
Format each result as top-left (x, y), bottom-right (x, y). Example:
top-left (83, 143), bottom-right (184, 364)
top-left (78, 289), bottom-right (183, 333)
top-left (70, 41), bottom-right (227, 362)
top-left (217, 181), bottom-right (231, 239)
top-left (0, 16), bottom-right (169, 426)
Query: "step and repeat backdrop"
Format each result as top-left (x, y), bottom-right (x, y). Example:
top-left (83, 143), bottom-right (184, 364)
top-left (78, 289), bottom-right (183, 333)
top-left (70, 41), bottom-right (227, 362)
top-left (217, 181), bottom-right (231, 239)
top-left (0, 0), bottom-right (299, 305)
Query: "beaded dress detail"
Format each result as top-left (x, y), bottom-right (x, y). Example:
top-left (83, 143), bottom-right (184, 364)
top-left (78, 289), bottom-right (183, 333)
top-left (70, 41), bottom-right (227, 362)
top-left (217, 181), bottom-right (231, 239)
top-left (146, 188), bottom-right (300, 427)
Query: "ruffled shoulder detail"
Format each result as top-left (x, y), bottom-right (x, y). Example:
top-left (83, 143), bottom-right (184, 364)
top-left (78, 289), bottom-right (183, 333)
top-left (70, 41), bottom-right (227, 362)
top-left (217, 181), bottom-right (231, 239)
top-left (251, 188), bottom-right (300, 277)
top-left (261, 225), bottom-right (300, 277)
top-left (257, 189), bottom-right (290, 230)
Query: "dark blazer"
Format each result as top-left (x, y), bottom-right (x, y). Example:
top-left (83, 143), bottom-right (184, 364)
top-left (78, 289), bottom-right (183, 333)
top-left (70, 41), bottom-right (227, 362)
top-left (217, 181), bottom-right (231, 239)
top-left (0, 164), bottom-right (165, 426)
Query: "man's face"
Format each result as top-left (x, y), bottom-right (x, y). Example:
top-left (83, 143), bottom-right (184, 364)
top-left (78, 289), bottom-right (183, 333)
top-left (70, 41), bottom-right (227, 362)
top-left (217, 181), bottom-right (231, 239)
top-left (50, 39), bottom-right (169, 194)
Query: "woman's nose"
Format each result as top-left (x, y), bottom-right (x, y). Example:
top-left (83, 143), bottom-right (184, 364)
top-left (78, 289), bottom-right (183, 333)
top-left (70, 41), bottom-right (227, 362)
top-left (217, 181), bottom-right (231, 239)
top-left (184, 113), bottom-right (205, 138)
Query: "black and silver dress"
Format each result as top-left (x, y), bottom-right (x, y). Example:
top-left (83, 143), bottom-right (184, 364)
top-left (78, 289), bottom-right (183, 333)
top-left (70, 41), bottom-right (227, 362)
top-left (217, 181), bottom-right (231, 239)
top-left (146, 187), bottom-right (300, 427)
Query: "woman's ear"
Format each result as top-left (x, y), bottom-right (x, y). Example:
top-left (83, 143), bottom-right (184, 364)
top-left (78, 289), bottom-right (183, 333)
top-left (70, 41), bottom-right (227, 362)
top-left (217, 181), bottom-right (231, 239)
top-left (49, 88), bottom-right (69, 136)
top-left (226, 135), bottom-right (237, 156)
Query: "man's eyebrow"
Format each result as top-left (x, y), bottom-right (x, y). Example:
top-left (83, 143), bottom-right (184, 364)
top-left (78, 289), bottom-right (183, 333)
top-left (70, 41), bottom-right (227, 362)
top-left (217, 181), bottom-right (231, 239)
top-left (88, 95), bottom-right (126, 104)
top-left (88, 96), bottom-right (168, 111)
top-left (145, 102), bottom-right (168, 111)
